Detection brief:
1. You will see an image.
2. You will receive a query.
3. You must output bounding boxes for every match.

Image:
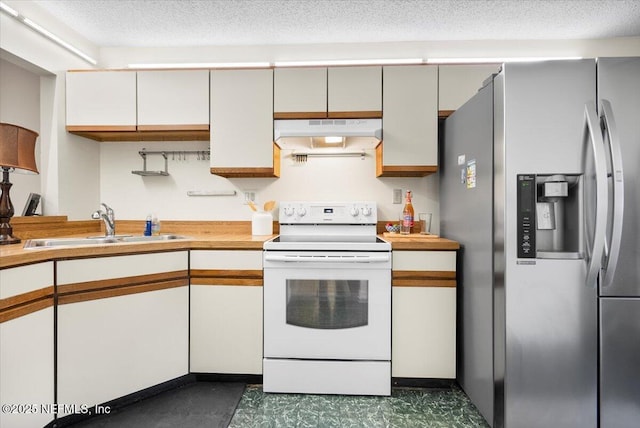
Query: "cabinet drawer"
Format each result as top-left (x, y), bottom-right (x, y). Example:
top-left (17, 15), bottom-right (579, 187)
top-left (57, 252), bottom-right (188, 285)
top-left (392, 251), bottom-right (456, 271)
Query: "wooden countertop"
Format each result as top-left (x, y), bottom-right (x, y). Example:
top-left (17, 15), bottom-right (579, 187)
top-left (0, 233), bottom-right (273, 269)
top-left (1, 217), bottom-right (459, 269)
top-left (381, 233), bottom-right (460, 251)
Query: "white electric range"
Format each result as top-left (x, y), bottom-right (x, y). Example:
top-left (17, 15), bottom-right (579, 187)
top-left (263, 201), bottom-right (391, 396)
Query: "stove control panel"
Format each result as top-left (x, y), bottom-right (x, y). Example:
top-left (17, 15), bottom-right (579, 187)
top-left (279, 201), bottom-right (377, 224)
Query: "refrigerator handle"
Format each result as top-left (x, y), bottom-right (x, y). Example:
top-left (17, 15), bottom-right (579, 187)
top-left (583, 103), bottom-right (608, 289)
top-left (600, 100), bottom-right (624, 289)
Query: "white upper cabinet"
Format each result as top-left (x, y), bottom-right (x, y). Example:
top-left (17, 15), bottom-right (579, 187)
top-left (438, 64), bottom-right (501, 113)
top-left (378, 65), bottom-right (438, 177)
top-left (66, 70), bottom-right (137, 130)
top-left (274, 66), bottom-right (382, 118)
top-left (274, 67), bottom-right (327, 117)
top-left (137, 70), bottom-right (209, 130)
top-left (328, 66), bottom-right (382, 116)
top-left (210, 68), bottom-right (279, 177)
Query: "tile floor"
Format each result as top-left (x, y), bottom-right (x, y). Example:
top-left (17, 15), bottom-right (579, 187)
top-left (229, 384), bottom-right (490, 428)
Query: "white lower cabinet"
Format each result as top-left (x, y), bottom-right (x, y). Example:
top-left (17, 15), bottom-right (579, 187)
top-left (56, 252), bottom-right (189, 415)
top-left (0, 262), bottom-right (54, 428)
top-left (392, 251), bottom-right (457, 379)
top-left (190, 250), bottom-right (263, 374)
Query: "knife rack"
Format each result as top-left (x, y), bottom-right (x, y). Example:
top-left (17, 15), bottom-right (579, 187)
top-left (131, 148), bottom-right (211, 176)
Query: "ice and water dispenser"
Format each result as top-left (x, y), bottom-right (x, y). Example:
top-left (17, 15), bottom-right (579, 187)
top-left (517, 174), bottom-right (583, 259)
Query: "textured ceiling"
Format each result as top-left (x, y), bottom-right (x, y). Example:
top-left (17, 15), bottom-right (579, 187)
top-left (32, 0), bottom-right (640, 48)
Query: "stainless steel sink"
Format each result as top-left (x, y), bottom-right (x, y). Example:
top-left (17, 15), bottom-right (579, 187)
top-left (24, 237), bottom-right (120, 248)
top-left (23, 234), bottom-right (187, 249)
top-left (119, 234), bottom-right (186, 243)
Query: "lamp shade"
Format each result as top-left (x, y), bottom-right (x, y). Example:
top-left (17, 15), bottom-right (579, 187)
top-left (0, 123), bottom-right (39, 173)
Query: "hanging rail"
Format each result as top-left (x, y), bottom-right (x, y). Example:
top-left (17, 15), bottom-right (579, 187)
top-left (132, 148), bottom-right (211, 176)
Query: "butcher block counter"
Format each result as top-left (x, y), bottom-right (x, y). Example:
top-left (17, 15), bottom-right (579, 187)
top-left (1, 217), bottom-right (459, 268)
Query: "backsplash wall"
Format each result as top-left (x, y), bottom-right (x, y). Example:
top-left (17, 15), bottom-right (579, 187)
top-left (99, 141), bottom-right (440, 233)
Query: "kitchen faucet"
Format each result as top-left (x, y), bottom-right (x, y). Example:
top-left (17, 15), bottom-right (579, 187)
top-left (91, 203), bottom-right (116, 237)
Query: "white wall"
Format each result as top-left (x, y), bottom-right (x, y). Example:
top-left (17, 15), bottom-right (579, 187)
top-left (0, 58), bottom-right (41, 214)
top-left (100, 142), bottom-right (437, 230)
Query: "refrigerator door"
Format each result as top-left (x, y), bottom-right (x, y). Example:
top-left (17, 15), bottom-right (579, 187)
top-left (441, 79), bottom-right (495, 425)
top-left (501, 60), bottom-right (598, 428)
top-left (600, 298), bottom-right (640, 427)
top-left (597, 57), bottom-right (640, 297)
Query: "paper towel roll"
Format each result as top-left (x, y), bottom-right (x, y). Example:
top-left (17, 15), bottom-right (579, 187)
top-left (252, 211), bottom-right (273, 235)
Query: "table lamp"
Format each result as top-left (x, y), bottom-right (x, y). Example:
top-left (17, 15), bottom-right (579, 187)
top-left (0, 123), bottom-right (39, 245)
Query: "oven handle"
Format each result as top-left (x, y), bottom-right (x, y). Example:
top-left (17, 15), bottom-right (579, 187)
top-left (264, 254), bottom-right (391, 263)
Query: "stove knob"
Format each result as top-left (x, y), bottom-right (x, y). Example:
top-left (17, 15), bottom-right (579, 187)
top-left (297, 207), bottom-right (307, 217)
top-left (283, 206), bottom-right (295, 217)
top-left (361, 206), bottom-right (373, 216)
top-left (350, 207), bottom-right (360, 217)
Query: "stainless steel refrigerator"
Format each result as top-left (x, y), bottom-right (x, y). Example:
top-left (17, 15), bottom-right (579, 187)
top-left (440, 58), bottom-right (639, 428)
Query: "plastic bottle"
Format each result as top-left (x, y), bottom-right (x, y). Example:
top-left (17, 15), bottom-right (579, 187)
top-left (401, 190), bottom-right (414, 235)
top-left (144, 215), bottom-right (152, 236)
top-left (151, 215), bottom-right (160, 236)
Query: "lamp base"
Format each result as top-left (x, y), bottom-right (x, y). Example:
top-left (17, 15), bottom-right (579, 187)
top-left (0, 233), bottom-right (20, 245)
top-left (1, 167), bottom-right (20, 245)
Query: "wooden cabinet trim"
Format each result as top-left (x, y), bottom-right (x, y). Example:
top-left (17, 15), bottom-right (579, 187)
top-left (0, 286), bottom-right (54, 323)
top-left (210, 143), bottom-right (280, 178)
top-left (68, 129), bottom-right (210, 142)
top-left (375, 144), bottom-right (438, 177)
top-left (58, 270), bottom-right (188, 305)
top-left (274, 112), bottom-right (328, 119)
top-left (392, 270), bottom-right (456, 288)
top-left (328, 111), bottom-right (382, 119)
top-left (190, 269), bottom-right (263, 286)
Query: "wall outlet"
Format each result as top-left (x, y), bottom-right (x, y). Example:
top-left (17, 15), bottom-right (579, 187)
top-left (393, 189), bottom-right (403, 204)
top-left (244, 191), bottom-right (256, 204)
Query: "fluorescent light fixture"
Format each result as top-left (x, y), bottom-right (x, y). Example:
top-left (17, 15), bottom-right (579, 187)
top-left (274, 58), bottom-right (423, 67)
top-left (23, 18), bottom-right (97, 65)
top-left (426, 56), bottom-right (583, 64)
top-left (0, 1), bottom-right (19, 17)
top-left (0, 1), bottom-right (97, 65)
top-left (129, 62), bottom-right (271, 69)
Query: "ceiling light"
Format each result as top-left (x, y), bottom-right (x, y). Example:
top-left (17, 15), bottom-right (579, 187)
top-left (0, 1), bottom-right (97, 65)
top-left (274, 58), bottom-right (423, 67)
top-left (128, 62), bottom-right (272, 69)
top-left (425, 56), bottom-right (583, 64)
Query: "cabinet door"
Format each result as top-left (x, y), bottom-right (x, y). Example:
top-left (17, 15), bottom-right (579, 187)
top-left (379, 65), bottom-right (438, 176)
top-left (391, 251), bottom-right (456, 378)
top-left (438, 64), bottom-right (501, 113)
top-left (66, 71), bottom-right (136, 130)
top-left (0, 262), bottom-right (54, 428)
top-left (210, 69), bottom-right (279, 177)
top-left (56, 252), bottom-right (189, 414)
top-left (137, 70), bottom-right (210, 130)
top-left (190, 250), bottom-right (263, 374)
top-left (328, 66), bottom-right (382, 116)
top-left (274, 67), bottom-right (327, 118)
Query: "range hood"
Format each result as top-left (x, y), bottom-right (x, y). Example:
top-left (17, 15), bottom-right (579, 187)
top-left (274, 118), bottom-right (382, 150)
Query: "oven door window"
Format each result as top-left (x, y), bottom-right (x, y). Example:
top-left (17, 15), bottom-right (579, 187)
top-left (286, 279), bottom-right (368, 329)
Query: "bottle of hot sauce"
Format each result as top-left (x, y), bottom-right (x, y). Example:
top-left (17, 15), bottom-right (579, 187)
top-left (401, 190), bottom-right (414, 235)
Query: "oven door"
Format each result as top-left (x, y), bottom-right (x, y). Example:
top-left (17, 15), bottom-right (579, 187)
top-left (263, 251), bottom-right (391, 361)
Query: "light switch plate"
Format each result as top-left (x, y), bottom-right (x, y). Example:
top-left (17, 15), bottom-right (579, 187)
top-left (393, 189), bottom-right (403, 204)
